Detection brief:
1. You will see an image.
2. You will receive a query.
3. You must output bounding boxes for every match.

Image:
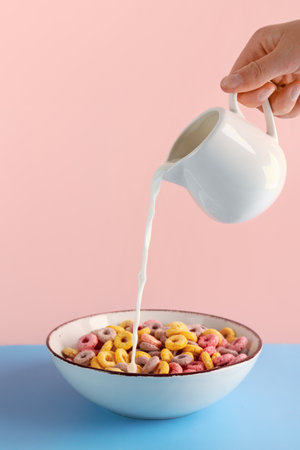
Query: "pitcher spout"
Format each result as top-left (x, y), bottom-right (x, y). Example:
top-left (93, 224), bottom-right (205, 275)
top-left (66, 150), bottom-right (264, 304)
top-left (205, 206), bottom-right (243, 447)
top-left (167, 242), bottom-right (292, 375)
top-left (163, 160), bottom-right (186, 187)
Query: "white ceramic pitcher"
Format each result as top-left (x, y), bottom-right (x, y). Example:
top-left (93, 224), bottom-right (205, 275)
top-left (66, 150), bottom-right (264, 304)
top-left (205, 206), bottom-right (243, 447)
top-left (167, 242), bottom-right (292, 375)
top-left (164, 93), bottom-right (286, 223)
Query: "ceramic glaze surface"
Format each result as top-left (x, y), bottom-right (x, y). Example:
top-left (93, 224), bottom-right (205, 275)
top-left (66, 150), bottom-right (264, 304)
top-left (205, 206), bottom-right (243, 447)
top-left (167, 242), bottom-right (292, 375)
top-left (164, 94), bottom-right (286, 223)
top-left (47, 310), bottom-right (262, 419)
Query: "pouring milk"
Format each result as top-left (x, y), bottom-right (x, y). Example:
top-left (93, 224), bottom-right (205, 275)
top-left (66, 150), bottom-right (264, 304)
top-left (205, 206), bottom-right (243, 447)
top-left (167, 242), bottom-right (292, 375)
top-left (128, 94), bottom-right (286, 372)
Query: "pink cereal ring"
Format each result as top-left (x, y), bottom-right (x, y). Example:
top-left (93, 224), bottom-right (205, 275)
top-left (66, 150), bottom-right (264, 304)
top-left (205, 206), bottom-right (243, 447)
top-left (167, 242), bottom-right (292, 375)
top-left (142, 320), bottom-right (163, 333)
top-left (213, 353), bottom-right (235, 366)
top-left (228, 353), bottom-right (248, 365)
top-left (229, 336), bottom-right (248, 352)
top-left (186, 361), bottom-right (205, 372)
top-left (183, 368), bottom-right (197, 373)
top-left (221, 338), bottom-right (229, 347)
top-left (203, 345), bottom-right (216, 356)
top-left (169, 362), bottom-right (183, 374)
top-left (198, 333), bottom-right (219, 348)
top-left (142, 356), bottom-right (160, 374)
top-left (77, 333), bottom-right (98, 351)
top-left (140, 333), bottom-right (162, 349)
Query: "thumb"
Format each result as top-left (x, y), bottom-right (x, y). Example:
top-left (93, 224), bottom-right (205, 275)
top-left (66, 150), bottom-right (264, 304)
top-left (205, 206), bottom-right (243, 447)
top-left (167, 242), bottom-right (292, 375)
top-left (221, 50), bottom-right (285, 93)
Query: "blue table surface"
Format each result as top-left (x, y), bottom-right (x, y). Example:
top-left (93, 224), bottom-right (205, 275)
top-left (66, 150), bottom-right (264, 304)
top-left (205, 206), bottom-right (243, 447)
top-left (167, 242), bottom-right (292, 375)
top-left (0, 345), bottom-right (299, 450)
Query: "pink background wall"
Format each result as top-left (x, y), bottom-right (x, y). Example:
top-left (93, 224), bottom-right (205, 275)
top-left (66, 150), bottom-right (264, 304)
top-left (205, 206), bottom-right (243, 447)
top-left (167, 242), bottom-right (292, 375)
top-left (1, 1), bottom-right (299, 344)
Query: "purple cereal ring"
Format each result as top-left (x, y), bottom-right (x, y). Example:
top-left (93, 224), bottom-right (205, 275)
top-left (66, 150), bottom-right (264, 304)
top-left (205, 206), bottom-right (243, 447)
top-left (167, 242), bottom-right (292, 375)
top-left (217, 346), bottom-right (238, 357)
top-left (142, 320), bottom-right (163, 334)
top-left (95, 327), bottom-right (116, 343)
top-left (73, 350), bottom-right (95, 366)
top-left (187, 340), bottom-right (198, 346)
top-left (198, 333), bottom-right (219, 348)
top-left (77, 333), bottom-right (98, 351)
top-left (115, 362), bottom-right (128, 372)
top-left (188, 324), bottom-right (207, 337)
top-left (154, 329), bottom-right (167, 344)
top-left (171, 354), bottom-right (193, 367)
top-left (229, 337), bottom-right (248, 352)
top-left (148, 351), bottom-right (161, 357)
top-left (213, 353), bottom-right (235, 366)
top-left (228, 353), bottom-right (248, 365)
top-left (142, 356), bottom-right (160, 374)
top-left (136, 356), bottom-right (149, 366)
top-left (139, 341), bottom-right (159, 352)
top-left (169, 362), bottom-right (183, 374)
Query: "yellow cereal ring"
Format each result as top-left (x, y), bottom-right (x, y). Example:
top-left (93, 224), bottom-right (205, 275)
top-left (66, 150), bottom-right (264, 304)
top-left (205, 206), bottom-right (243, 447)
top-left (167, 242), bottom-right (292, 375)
top-left (62, 347), bottom-right (78, 358)
top-left (166, 326), bottom-right (187, 337)
top-left (165, 334), bottom-right (188, 351)
top-left (201, 351), bottom-right (214, 370)
top-left (115, 348), bottom-right (129, 364)
top-left (114, 330), bottom-right (133, 350)
top-left (101, 340), bottom-right (113, 351)
top-left (136, 364), bottom-right (142, 373)
top-left (160, 348), bottom-right (173, 362)
top-left (183, 345), bottom-right (203, 356)
top-left (154, 361), bottom-right (170, 374)
top-left (167, 321), bottom-right (188, 331)
top-left (106, 367), bottom-right (122, 372)
top-left (119, 320), bottom-right (133, 329)
top-left (201, 328), bottom-right (223, 346)
top-left (97, 350), bottom-right (115, 368)
top-left (138, 327), bottom-right (151, 337)
top-left (108, 325), bottom-right (125, 334)
top-left (90, 356), bottom-right (102, 369)
top-left (182, 352), bottom-right (194, 361)
top-left (220, 327), bottom-right (236, 343)
top-left (178, 330), bottom-right (197, 342)
top-left (135, 351), bottom-right (151, 360)
top-left (212, 352), bottom-right (221, 360)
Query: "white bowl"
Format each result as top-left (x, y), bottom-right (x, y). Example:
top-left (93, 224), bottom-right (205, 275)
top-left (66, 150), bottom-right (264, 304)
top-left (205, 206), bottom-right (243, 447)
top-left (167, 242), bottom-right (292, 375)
top-left (46, 309), bottom-right (262, 419)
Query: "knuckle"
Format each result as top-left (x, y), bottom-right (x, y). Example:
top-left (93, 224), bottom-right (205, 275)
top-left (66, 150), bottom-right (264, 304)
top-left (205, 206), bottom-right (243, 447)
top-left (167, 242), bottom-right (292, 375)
top-left (250, 60), bottom-right (264, 79)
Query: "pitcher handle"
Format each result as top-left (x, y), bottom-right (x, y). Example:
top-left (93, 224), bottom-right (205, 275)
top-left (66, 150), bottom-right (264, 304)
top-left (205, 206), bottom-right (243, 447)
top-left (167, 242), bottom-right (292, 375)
top-left (229, 93), bottom-right (278, 142)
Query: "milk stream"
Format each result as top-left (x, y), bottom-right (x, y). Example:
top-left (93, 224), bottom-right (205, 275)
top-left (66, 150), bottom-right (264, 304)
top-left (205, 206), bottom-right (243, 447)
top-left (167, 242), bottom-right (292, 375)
top-left (127, 163), bottom-right (173, 373)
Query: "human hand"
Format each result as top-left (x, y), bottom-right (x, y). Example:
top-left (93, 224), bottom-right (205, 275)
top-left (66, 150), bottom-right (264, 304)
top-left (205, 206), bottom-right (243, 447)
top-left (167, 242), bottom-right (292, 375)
top-left (220, 20), bottom-right (300, 118)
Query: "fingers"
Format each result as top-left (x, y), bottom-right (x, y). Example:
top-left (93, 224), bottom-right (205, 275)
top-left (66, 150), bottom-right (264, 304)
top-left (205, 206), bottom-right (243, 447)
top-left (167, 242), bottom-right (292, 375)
top-left (221, 49), bottom-right (287, 93)
top-left (269, 82), bottom-right (300, 116)
top-left (237, 82), bottom-right (276, 107)
top-left (256, 83), bottom-right (300, 118)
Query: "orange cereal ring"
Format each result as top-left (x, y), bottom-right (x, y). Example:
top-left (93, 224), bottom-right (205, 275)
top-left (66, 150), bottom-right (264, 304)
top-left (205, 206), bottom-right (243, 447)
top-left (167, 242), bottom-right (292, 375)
top-left (200, 351), bottom-right (214, 370)
top-left (160, 348), bottom-right (173, 363)
top-left (97, 350), bottom-right (115, 368)
top-left (220, 327), bottom-right (236, 343)
top-left (101, 340), bottom-right (113, 351)
top-left (62, 347), bottom-right (78, 359)
top-left (114, 330), bottom-right (133, 350)
top-left (201, 328), bottom-right (223, 346)
top-left (90, 356), bottom-right (102, 369)
top-left (154, 361), bottom-right (170, 374)
top-left (183, 345), bottom-right (203, 356)
top-left (140, 333), bottom-right (162, 349)
top-left (106, 367), bottom-right (122, 372)
top-left (115, 348), bottom-right (129, 364)
top-left (165, 334), bottom-right (188, 351)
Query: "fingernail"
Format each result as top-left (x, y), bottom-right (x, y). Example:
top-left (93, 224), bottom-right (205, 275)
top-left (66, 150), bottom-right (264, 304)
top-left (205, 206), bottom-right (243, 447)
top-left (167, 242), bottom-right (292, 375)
top-left (221, 73), bottom-right (242, 90)
top-left (257, 87), bottom-right (275, 102)
top-left (290, 85), bottom-right (300, 102)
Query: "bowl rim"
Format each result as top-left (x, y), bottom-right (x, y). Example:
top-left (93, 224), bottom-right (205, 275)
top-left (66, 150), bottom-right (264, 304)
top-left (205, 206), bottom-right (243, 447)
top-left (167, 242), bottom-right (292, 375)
top-left (46, 308), bottom-right (263, 377)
